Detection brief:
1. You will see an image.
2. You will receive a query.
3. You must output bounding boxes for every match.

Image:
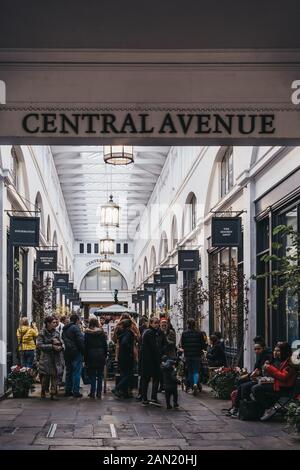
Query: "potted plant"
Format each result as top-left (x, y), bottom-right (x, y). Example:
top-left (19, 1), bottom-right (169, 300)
top-left (208, 366), bottom-right (241, 400)
top-left (6, 365), bottom-right (35, 398)
top-left (286, 401), bottom-right (300, 436)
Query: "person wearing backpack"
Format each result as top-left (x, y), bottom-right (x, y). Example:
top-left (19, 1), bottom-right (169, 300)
top-left (62, 313), bottom-right (84, 398)
top-left (180, 318), bottom-right (206, 395)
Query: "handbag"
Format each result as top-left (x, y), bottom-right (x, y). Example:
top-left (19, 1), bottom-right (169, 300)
top-left (238, 399), bottom-right (264, 421)
top-left (81, 366), bottom-right (91, 385)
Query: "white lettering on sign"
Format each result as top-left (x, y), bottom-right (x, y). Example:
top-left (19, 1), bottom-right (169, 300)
top-left (291, 80), bottom-right (300, 105)
top-left (220, 227), bottom-right (233, 237)
top-left (0, 80), bottom-right (5, 104)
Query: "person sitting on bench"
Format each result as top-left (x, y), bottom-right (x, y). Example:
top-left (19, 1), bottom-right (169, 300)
top-left (227, 340), bottom-right (273, 418)
top-left (251, 341), bottom-right (297, 422)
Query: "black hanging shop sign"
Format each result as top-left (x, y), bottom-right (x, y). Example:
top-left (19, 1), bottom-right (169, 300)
top-left (137, 290), bottom-right (146, 301)
top-left (144, 283), bottom-right (157, 295)
top-left (211, 217), bottom-right (241, 247)
top-left (178, 250), bottom-right (200, 271)
top-left (37, 250), bottom-right (57, 271)
top-left (153, 273), bottom-right (167, 287)
top-left (160, 267), bottom-right (177, 285)
top-left (132, 294), bottom-right (138, 303)
top-left (53, 273), bottom-right (69, 289)
top-left (10, 216), bottom-right (40, 247)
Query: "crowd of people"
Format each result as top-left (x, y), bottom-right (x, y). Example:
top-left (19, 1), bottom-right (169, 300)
top-left (16, 313), bottom-right (298, 418)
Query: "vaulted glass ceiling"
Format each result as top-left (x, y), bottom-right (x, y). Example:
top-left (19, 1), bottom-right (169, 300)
top-left (51, 146), bottom-right (170, 240)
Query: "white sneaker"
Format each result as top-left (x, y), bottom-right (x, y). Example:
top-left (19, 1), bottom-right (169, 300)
top-left (260, 406), bottom-right (277, 422)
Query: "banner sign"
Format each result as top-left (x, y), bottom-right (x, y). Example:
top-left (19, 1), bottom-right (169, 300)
top-left (137, 290), bottom-right (146, 301)
top-left (37, 250), bottom-right (57, 271)
top-left (53, 273), bottom-right (69, 289)
top-left (178, 250), bottom-right (200, 271)
top-left (10, 216), bottom-right (40, 247)
top-left (144, 283), bottom-right (157, 295)
top-left (211, 217), bottom-right (241, 247)
top-left (160, 267), bottom-right (177, 284)
top-left (132, 294), bottom-right (138, 303)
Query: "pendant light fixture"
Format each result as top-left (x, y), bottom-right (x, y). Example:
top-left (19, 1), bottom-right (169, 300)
top-left (100, 194), bottom-right (120, 227)
top-left (99, 255), bottom-right (111, 272)
top-left (100, 233), bottom-right (115, 255)
top-left (103, 145), bottom-right (134, 166)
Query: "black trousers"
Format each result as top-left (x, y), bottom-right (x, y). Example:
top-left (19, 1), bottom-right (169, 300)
top-left (165, 387), bottom-right (178, 407)
top-left (141, 375), bottom-right (159, 401)
top-left (251, 383), bottom-right (281, 410)
top-left (235, 380), bottom-right (255, 408)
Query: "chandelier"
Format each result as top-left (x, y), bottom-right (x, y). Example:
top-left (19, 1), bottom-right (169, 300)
top-left (100, 195), bottom-right (120, 227)
top-left (103, 145), bottom-right (134, 165)
top-left (100, 235), bottom-right (115, 255)
top-left (99, 255), bottom-right (111, 272)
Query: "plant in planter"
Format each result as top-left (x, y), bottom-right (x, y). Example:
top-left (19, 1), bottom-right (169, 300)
top-left (208, 366), bottom-right (241, 400)
top-left (6, 365), bottom-right (35, 398)
top-left (286, 401), bottom-right (300, 435)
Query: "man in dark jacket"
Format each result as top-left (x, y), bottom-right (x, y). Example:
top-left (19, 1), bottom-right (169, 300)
top-left (62, 314), bottom-right (84, 397)
top-left (207, 334), bottom-right (227, 367)
top-left (180, 318), bottom-right (206, 395)
top-left (140, 317), bottom-right (161, 405)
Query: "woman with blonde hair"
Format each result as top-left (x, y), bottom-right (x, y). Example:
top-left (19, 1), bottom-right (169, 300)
top-left (16, 317), bottom-right (38, 368)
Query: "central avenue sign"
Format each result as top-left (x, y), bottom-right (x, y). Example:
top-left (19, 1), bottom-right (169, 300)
top-left (21, 111), bottom-right (276, 137)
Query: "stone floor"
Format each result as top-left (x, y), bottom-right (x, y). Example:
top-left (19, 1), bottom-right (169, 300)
top-left (0, 383), bottom-right (299, 450)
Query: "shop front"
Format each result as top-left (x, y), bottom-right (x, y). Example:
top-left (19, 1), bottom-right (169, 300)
top-left (255, 167), bottom-right (300, 347)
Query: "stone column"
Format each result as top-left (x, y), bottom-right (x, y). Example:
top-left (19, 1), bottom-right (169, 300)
top-left (242, 181), bottom-right (257, 371)
top-left (0, 175), bottom-right (7, 396)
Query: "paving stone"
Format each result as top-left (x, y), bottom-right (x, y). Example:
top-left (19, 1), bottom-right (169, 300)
top-left (104, 438), bottom-right (187, 447)
top-left (153, 424), bottom-right (183, 439)
top-left (198, 432), bottom-right (246, 440)
top-left (34, 437), bottom-right (104, 446)
top-left (49, 446), bottom-right (114, 450)
top-left (74, 424), bottom-right (94, 438)
top-left (134, 424), bottom-right (160, 438)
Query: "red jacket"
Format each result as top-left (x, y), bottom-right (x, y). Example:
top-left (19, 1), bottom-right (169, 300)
top-left (265, 359), bottom-right (297, 392)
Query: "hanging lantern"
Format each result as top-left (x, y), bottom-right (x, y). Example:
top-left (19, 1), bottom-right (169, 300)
top-left (103, 145), bottom-right (134, 165)
top-left (100, 195), bottom-right (120, 227)
top-left (100, 236), bottom-right (115, 255)
top-left (99, 256), bottom-right (111, 272)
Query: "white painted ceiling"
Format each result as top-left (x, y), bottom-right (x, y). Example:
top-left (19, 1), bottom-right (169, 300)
top-left (51, 146), bottom-right (170, 240)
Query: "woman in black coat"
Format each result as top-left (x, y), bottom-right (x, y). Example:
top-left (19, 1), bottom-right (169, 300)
top-left (84, 318), bottom-right (108, 398)
top-left (113, 319), bottom-right (134, 399)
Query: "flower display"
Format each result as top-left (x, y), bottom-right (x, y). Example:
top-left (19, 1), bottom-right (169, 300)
top-left (6, 365), bottom-right (35, 398)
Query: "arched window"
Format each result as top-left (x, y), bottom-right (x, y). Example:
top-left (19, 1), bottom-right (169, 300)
top-left (185, 192), bottom-right (197, 232)
top-left (52, 231), bottom-right (57, 247)
top-left (80, 267), bottom-right (128, 291)
top-left (150, 246), bottom-right (157, 272)
top-left (35, 192), bottom-right (45, 237)
top-left (59, 246), bottom-right (64, 267)
top-left (143, 257), bottom-right (148, 279)
top-left (221, 147), bottom-right (234, 197)
top-left (159, 232), bottom-right (168, 263)
top-left (171, 215), bottom-right (178, 249)
top-left (11, 146), bottom-right (19, 189)
top-left (138, 266), bottom-right (142, 286)
top-left (46, 216), bottom-right (51, 244)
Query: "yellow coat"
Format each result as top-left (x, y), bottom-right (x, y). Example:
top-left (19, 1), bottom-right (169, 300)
top-left (17, 325), bottom-right (38, 351)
